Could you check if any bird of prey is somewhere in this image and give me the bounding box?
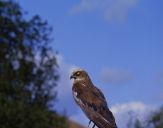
[70,69,117,128]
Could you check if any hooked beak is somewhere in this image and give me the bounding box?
[70,75,76,80]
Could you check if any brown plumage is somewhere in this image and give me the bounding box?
[70,69,117,128]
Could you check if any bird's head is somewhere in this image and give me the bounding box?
[70,69,90,83]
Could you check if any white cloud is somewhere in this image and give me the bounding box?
[99,67,134,85]
[70,0,138,22]
[70,0,104,14]
[111,102,156,128]
[104,0,138,22]
[54,55,80,116]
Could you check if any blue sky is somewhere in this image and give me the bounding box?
[18,0,163,127]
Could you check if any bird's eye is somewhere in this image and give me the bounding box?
[76,71,80,76]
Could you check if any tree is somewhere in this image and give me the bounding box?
[147,107,163,128]
[134,119,143,128]
[133,107,163,128]
[0,0,67,127]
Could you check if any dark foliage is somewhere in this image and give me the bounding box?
[134,119,143,128]
[133,106,163,128]
[147,106,163,128]
[0,0,67,127]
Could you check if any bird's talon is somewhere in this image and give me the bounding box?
[88,120,91,127]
